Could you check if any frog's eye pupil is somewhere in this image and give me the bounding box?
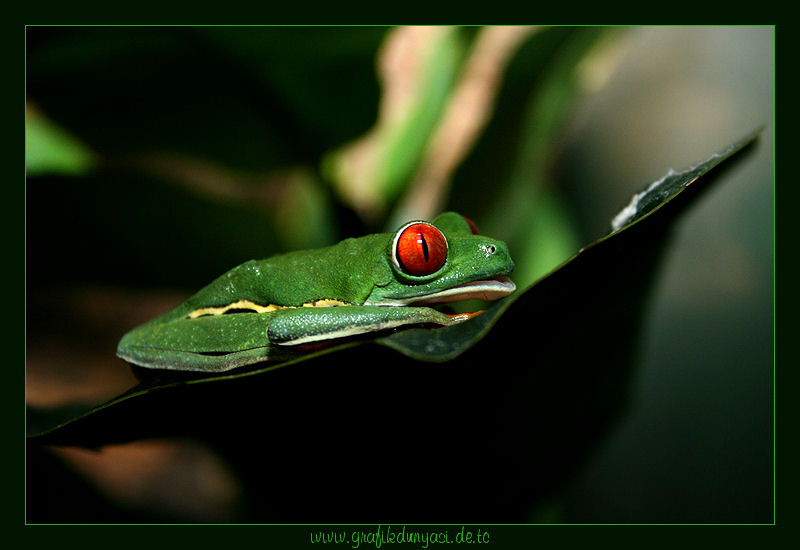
[419,233,430,261]
[394,222,447,276]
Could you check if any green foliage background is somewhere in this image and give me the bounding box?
[26,26,773,524]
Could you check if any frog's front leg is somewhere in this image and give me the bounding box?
[267,305,473,346]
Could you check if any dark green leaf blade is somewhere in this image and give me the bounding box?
[27,130,760,452]
[608,127,763,233]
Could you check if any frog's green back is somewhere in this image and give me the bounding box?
[152,233,391,324]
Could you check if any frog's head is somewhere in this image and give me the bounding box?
[366,212,516,306]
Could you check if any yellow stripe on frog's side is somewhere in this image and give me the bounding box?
[186,298,349,319]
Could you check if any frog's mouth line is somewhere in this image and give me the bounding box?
[406,275,516,306]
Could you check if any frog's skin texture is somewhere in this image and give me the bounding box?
[117,212,515,372]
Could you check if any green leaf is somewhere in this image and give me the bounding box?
[607,129,761,232]
[28,130,760,455]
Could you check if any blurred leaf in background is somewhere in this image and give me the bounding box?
[324,26,469,220]
[25,105,98,176]
[446,26,621,286]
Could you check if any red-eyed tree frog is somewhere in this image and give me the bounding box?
[117,212,516,372]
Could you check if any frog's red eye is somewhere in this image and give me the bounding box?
[463,215,479,235]
[394,222,448,276]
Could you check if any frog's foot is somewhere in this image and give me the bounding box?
[442,310,485,323]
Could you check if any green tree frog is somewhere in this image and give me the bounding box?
[117,212,515,372]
